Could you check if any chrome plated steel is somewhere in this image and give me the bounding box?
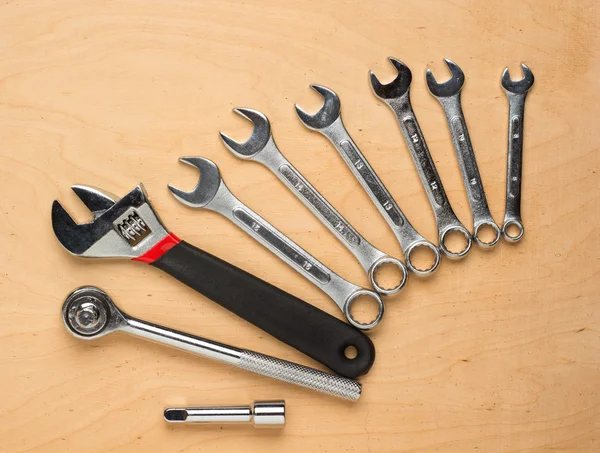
[501,63,534,242]
[52,184,170,259]
[426,59,500,248]
[370,58,472,259]
[295,85,440,276]
[164,400,285,428]
[220,108,408,296]
[62,287,362,401]
[168,157,385,330]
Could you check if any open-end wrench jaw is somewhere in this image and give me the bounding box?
[501,64,534,94]
[294,85,341,130]
[425,59,465,98]
[168,157,223,208]
[220,108,272,158]
[369,58,412,100]
[52,184,169,258]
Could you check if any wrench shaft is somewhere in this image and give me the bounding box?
[388,98,460,231]
[322,118,426,251]
[278,163,362,248]
[339,140,405,227]
[122,317,362,401]
[232,207,332,286]
[381,93,472,257]
[206,184,383,328]
[232,131,406,295]
[436,95,495,228]
[254,141,388,272]
[450,116,484,202]
[505,94,526,222]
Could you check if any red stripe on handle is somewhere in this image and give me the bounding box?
[133,233,181,264]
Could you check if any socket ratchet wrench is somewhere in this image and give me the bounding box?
[426,59,501,248]
[51,185,375,378]
[370,58,472,259]
[220,107,408,296]
[501,63,534,242]
[168,157,385,330]
[62,287,362,401]
[295,85,441,277]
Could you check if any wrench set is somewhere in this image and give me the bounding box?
[52,58,534,427]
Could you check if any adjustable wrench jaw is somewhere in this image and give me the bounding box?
[294,85,342,130]
[52,184,171,259]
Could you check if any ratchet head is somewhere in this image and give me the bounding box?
[425,58,465,98]
[168,157,223,208]
[62,286,127,340]
[369,57,412,100]
[52,184,170,258]
[294,85,341,130]
[501,63,534,95]
[220,108,272,159]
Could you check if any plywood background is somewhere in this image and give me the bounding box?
[0,0,598,451]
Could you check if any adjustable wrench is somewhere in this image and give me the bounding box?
[169,157,385,330]
[63,286,362,401]
[501,63,534,242]
[220,107,408,296]
[370,58,472,259]
[426,59,501,248]
[51,184,375,378]
[295,85,440,277]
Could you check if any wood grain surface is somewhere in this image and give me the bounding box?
[0,0,598,451]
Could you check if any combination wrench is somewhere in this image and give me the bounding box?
[52,184,375,378]
[295,85,441,277]
[501,63,534,242]
[62,286,362,401]
[370,58,472,259]
[168,157,385,330]
[220,107,408,296]
[426,59,501,248]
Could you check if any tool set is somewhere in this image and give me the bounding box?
[52,59,534,427]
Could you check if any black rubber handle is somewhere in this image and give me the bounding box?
[151,240,375,378]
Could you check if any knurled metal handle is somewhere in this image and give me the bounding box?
[238,350,362,401]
